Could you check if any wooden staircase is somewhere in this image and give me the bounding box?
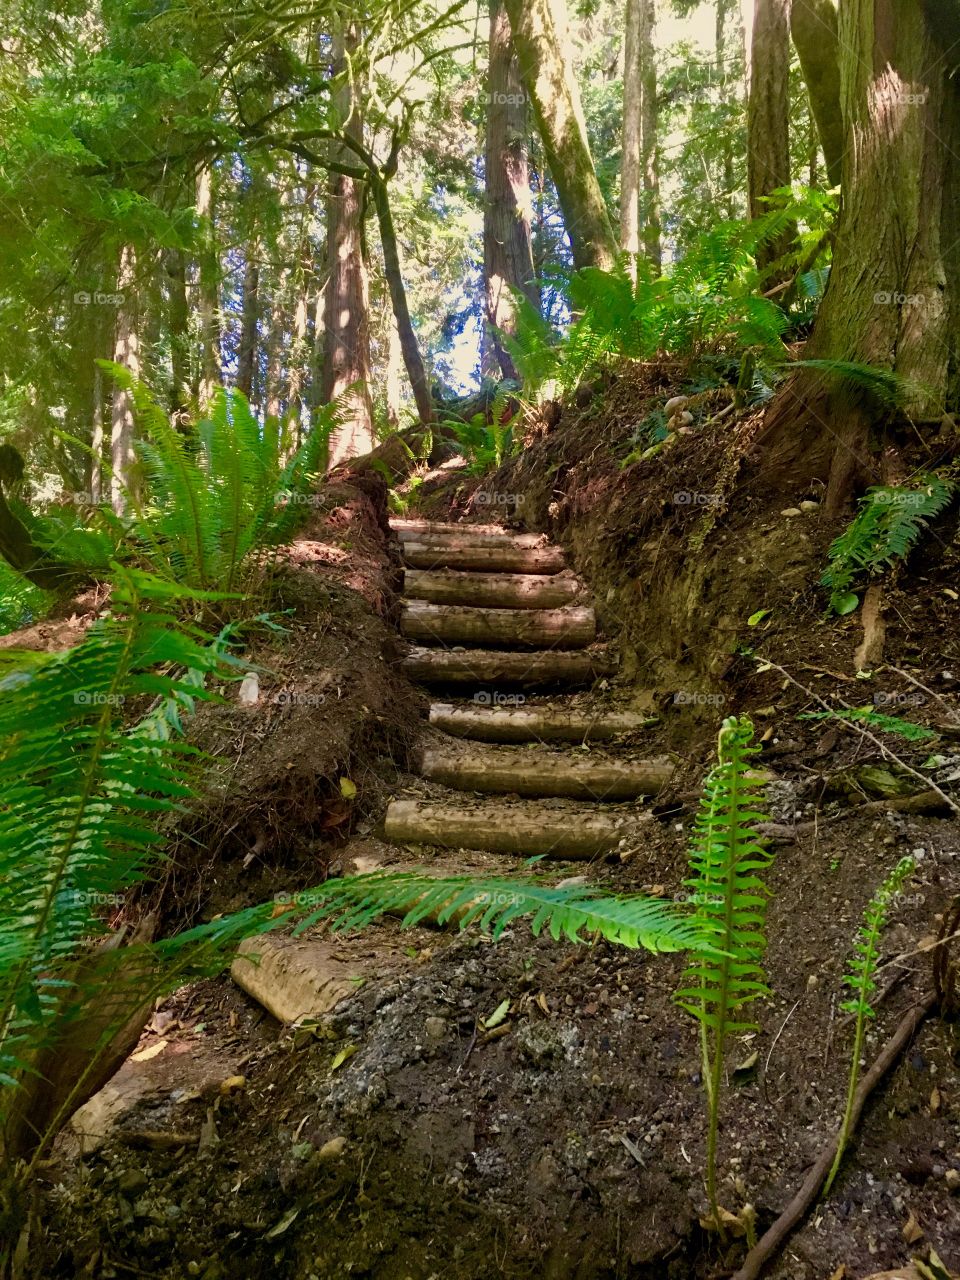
[387,519,671,861]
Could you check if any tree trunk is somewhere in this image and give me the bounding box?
[404,567,581,608]
[236,245,259,400]
[620,0,642,269]
[367,171,433,426]
[638,0,661,270]
[484,0,538,377]
[286,180,318,450]
[110,245,139,515]
[419,744,673,799]
[428,701,655,742]
[758,0,960,511]
[790,0,842,188]
[503,0,618,270]
[747,0,794,271]
[165,248,190,423]
[323,25,375,465]
[385,315,403,427]
[196,165,221,406]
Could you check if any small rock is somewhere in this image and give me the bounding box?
[945,1168,960,1191]
[318,1136,348,1161]
[807,975,819,990]
[799,500,820,512]
[118,1169,149,1195]
[781,507,802,518]
[664,395,688,415]
[424,1016,447,1040]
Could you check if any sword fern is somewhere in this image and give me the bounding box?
[676,716,774,1232]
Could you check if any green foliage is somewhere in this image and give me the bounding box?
[503,198,837,401]
[0,559,51,637]
[825,856,915,1193]
[0,571,275,1148]
[822,474,956,614]
[798,708,937,742]
[444,391,518,475]
[676,715,774,1229]
[248,870,707,953]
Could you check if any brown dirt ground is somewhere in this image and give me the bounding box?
[32,373,960,1279]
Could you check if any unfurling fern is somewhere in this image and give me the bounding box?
[824,856,915,1194]
[676,716,774,1233]
[822,473,955,614]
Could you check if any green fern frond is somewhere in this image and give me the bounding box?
[282,871,705,952]
[822,473,955,613]
[825,856,915,1193]
[676,715,774,1230]
[798,708,936,741]
[789,358,913,408]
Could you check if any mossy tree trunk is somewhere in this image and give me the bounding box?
[746,0,794,272]
[504,0,618,270]
[790,0,842,188]
[759,0,960,512]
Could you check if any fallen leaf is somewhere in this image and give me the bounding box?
[264,1206,299,1239]
[828,1266,846,1280]
[339,776,357,799]
[902,1210,924,1244]
[219,1075,246,1096]
[130,1039,167,1063]
[330,1044,359,1073]
[930,1086,941,1113]
[483,999,510,1030]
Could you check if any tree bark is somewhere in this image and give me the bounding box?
[196,165,221,406]
[404,567,581,608]
[402,538,567,573]
[790,0,843,188]
[747,0,794,271]
[110,245,139,515]
[638,0,661,270]
[620,0,642,268]
[165,248,190,422]
[323,25,375,465]
[400,645,616,685]
[383,798,651,858]
[236,244,260,400]
[503,0,618,269]
[400,600,596,648]
[484,0,538,378]
[758,0,960,509]
[428,701,655,742]
[419,744,673,799]
[367,170,433,425]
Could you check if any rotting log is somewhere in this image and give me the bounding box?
[428,702,655,743]
[418,744,673,800]
[384,798,651,858]
[400,646,616,686]
[231,936,369,1024]
[400,601,595,648]
[392,519,526,539]
[404,568,581,609]
[402,540,566,574]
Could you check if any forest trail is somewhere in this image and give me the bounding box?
[386,519,669,860]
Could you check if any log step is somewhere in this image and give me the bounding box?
[393,521,540,544]
[403,568,582,610]
[419,744,673,800]
[402,540,566,575]
[400,646,617,686]
[384,798,652,859]
[400,601,596,649]
[428,702,657,744]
